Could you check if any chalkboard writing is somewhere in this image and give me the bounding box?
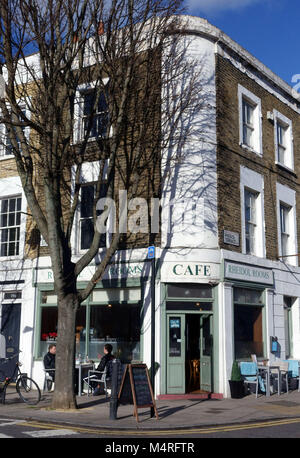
[118,364,159,422]
[118,364,132,405]
[132,366,153,406]
[116,362,126,392]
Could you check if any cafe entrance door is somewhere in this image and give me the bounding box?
[166,313,213,394]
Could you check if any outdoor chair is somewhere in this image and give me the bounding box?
[284,360,300,391]
[279,361,289,393]
[270,361,289,394]
[83,366,109,397]
[43,364,55,392]
[296,361,300,392]
[240,362,265,398]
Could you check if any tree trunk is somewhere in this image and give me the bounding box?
[51,292,79,410]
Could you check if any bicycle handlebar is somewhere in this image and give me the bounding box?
[0,350,22,362]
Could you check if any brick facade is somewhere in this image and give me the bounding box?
[216,53,300,261]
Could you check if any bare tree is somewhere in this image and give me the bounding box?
[0,0,204,409]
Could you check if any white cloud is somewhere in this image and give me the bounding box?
[187,0,262,14]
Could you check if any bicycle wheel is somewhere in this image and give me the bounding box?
[16,376,41,405]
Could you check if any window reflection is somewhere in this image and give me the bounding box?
[39,300,141,363]
[89,303,140,362]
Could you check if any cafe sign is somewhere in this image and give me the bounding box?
[161,262,219,283]
[224,261,273,285]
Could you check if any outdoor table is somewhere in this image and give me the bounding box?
[257,364,281,396]
[75,362,94,396]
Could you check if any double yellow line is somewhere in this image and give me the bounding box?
[18,417,300,436]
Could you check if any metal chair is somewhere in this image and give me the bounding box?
[285,360,300,391]
[83,366,108,397]
[240,362,261,398]
[279,361,289,394]
[270,361,291,395]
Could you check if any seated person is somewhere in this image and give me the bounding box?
[43,343,56,382]
[93,343,115,396]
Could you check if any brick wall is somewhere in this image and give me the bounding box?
[216,54,300,260]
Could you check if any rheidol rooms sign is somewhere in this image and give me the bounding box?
[224,261,273,285]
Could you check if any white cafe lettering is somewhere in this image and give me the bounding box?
[172,264,211,277]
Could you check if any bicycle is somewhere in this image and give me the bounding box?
[0,352,41,405]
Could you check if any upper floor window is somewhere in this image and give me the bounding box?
[74,80,109,143]
[80,184,95,250]
[0,105,29,159]
[79,183,106,251]
[274,110,294,171]
[82,90,108,139]
[238,85,262,156]
[71,161,109,255]
[0,196,22,256]
[242,99,255,148]
[276,183,297,265]
[244,189,258,255]
[280,202,291,258]
[240,166,265,258]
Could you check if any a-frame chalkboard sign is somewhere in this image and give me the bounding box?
[118,363,159,422]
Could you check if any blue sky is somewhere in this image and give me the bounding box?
[185,0,300,89]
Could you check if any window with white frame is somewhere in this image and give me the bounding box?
[71,161,108,253]
[240,166,265,257]
[0,196,22,256]
[244,188,258,255]
[0,105,29,158]
[242,99,255,148]
[274,110,294,171]
[276,183,297,265]
[74,80,109,143]
[82,90,108,139]
[238,85,262,155]
[79,183,106,250]
[80,184,95,250]
[280,202,291,258]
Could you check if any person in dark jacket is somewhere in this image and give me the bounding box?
[93,343,115,396]
[43,344,56,382]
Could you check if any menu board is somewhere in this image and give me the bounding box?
[118,364,159,422]
[118,364,133,405]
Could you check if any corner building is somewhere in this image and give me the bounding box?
[0,17,300,399]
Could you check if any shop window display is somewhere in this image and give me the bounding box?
[89,303,140,362]
[39,301,140,362]
[234,287,264,359]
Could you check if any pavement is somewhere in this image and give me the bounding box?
[1,387,300,433]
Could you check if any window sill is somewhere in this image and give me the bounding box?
[277,256,298,267]
[0,154,14,161]
[73,246,107,257]
[240,143,262,157]
[0,255,23,262]
[242,251,266,259]
[73,131,112,146]
[275,161,297,177]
